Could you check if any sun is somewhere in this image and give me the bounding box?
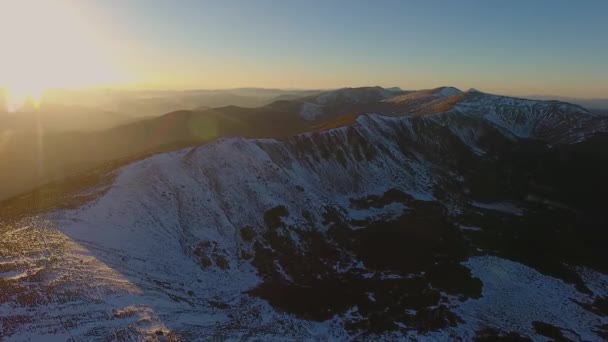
[0,0,129,111]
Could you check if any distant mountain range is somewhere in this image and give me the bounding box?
[526,94,608,112]
[0,88,324,132]
[1,86,607,340]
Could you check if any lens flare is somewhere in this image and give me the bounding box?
[0,0,129,111]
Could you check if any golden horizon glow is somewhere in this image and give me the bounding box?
[0,0,130,111]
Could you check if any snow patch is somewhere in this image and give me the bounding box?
[457,256,606,341]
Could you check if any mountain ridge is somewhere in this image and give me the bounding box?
[1,85,605,202]
[2,100,607,339]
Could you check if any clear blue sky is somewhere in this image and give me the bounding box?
[84,0,608,97]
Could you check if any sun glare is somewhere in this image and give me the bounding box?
[0,0,129,111]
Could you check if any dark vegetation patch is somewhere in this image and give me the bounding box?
[448,132,608,289]
[467,132,608,214]
[349,202,470,275]
[239,226,256,241]
[574,296,608,317]
[456,206,595,292]
[532,321,575,342]
[301,209,314,225]
[193,241,230,270]
[591,296,608,317]
[474,327,533,341]
[349,188,414,210]
[594,324,608,340]
[208,300,231,310]
[263,205,289,230]
[247,202,481,335]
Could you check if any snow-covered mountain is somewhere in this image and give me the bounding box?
[382,87,608,145]
[1,87,607,341]
[451,90,605,144]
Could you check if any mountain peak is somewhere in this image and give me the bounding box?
[433,86,463,97]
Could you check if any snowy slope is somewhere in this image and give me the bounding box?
[452,90,607,143]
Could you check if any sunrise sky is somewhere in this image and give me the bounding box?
[1,0,607,101]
